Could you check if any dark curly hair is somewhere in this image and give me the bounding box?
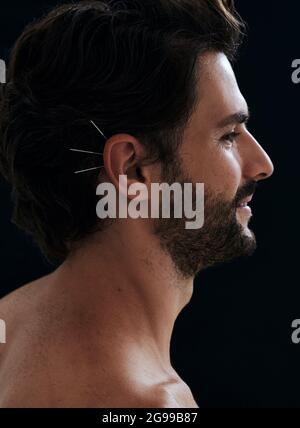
[0,0,244,263]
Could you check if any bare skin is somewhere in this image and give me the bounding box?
[0,52,273,407]
[0,272,196,407]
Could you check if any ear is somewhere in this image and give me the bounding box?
[101,134,159,199]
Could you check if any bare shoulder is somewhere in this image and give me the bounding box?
[0,279,199,408]
[0,276,50,347]
[0,279,42,347]
[0,276,57,407]
[0,276,49,316]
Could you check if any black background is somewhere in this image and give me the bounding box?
[0,1,299,408]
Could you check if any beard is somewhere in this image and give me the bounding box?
[153,157,258,279]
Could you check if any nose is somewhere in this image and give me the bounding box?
[240,131,274,182]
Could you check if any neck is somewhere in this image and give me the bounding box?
[51,219,194,371]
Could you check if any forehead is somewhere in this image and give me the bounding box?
[188,52,248,132]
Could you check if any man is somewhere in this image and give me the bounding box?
[0,0,274,407]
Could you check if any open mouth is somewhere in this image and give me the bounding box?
[236,195,253,217]
[237,195,253,208]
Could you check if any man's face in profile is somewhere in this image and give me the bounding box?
[153,51,274,278]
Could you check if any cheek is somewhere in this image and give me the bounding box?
[215,152,241,199]
[186,147,241,201]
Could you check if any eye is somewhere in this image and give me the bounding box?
[220,131,240,147]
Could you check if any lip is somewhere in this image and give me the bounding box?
[236,205,252,215]
[237,194,253,208]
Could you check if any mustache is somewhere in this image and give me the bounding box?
[234,181,258,207]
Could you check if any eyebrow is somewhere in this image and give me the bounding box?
[216,110,250,129]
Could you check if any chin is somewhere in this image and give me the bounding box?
[243,226,255,239]
[236,212,252,230]
[241,226,257,254]
[237,215,254,235]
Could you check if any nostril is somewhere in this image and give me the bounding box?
[257,172,270,181]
